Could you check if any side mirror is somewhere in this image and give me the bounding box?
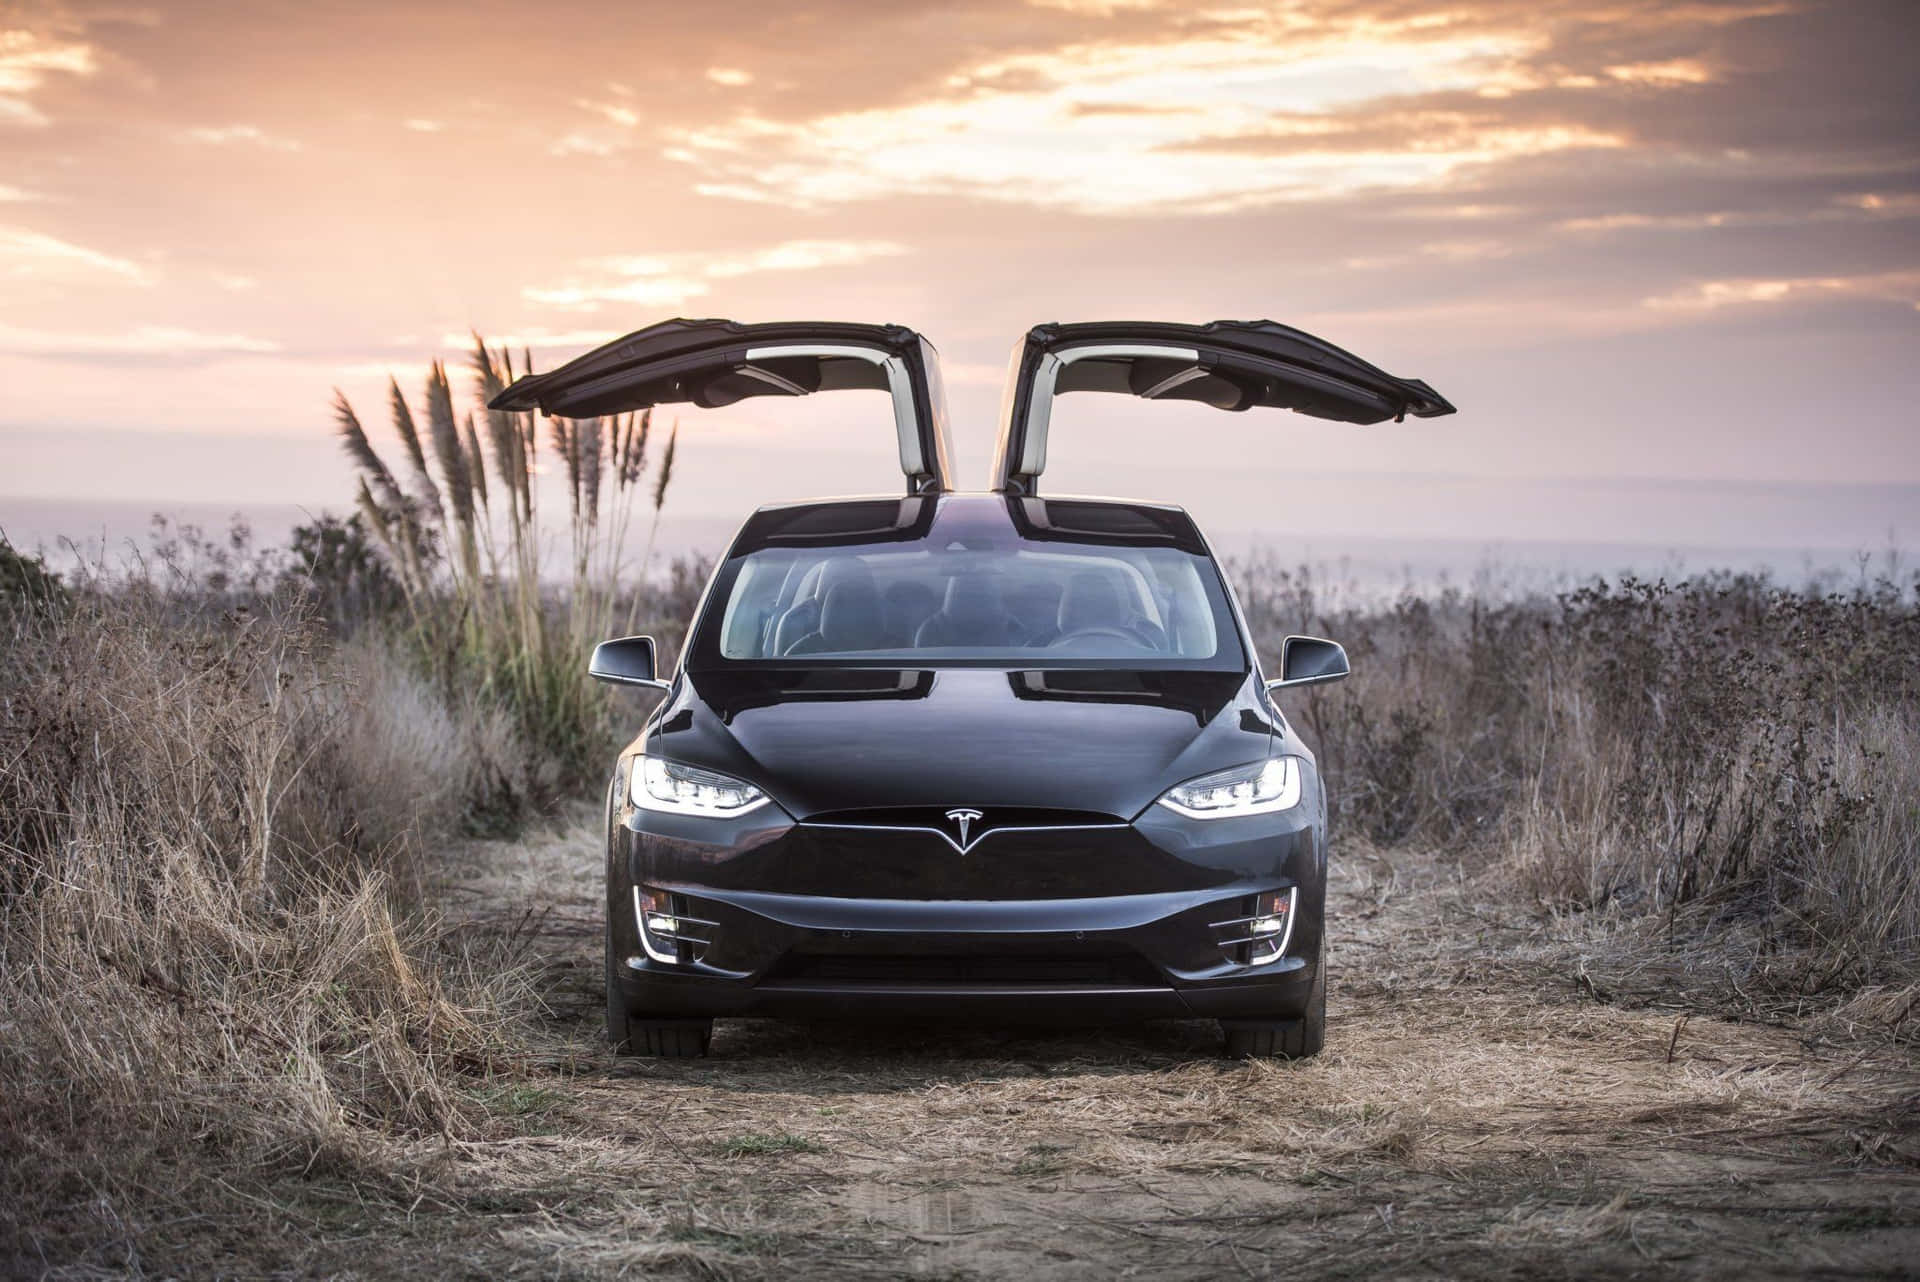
[589,635,670,691]
[1266,635,1350,691]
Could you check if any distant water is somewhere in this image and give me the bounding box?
[0,496,744,583]
[1215,532,1904,606]
[3,495,1899,603]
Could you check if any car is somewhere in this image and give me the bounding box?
[491,317,1454,1058]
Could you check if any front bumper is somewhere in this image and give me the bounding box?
[613,885,1317,1022]
[607,792,1326,1025]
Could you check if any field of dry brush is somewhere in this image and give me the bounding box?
[3,524,1917,1278]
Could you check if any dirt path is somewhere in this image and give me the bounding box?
[418,822,1920,1280]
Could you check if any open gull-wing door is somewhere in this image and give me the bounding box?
[489,318,956,494]
[989,319,1455,494]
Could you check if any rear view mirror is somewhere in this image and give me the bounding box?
[1267,635,1350,690]
[589,635,670,691]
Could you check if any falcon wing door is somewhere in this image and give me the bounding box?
[989,319,1455,494]
[490,318,956,494]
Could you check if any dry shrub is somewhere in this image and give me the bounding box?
[330,632,533,847]
[1241,561,1920,989]
[0,585,517,1270]
[1804,706,1920,967]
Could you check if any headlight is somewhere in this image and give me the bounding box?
[1155,756,1302,819]
[632,755,768,816]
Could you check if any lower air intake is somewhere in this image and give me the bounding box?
[774,951,1162,987]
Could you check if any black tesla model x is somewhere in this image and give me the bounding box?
[491,318,1454,1058]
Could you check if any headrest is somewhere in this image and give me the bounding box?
[884,579,939,609]
[819,581,883,651]
[1058,572,1128,634]
[1007,578,1062,619]
[818,557,874,592]
[943,575,1001,622]
[793,561,826,600]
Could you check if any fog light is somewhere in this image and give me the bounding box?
[1211,887,1301,968]
[632,886,719,967]
[624,954,646,970]
[634,887,681,965]
[1249,888,1296,966]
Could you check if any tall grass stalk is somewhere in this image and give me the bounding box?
[635,419,677,628]
[330,337,680,805]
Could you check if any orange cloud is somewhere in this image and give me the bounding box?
[1643,271,1920,311]
[0,26,97,125]
[523,239,910,312]
[0,226,148,284]
[660,19,1658,213]
[176,123,302,150]
[0,323,280,355]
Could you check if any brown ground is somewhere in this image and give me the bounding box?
[358,823,1920,1280]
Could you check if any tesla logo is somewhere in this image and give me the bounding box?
[944,808,984,850]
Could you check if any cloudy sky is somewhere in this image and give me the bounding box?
[3,0,1915,558]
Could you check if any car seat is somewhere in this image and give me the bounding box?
[785,581,886,655]
[915,576,1020,648]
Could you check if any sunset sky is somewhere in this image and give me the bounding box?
[3,0,1915,563]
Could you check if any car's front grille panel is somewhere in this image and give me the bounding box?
[804,806,1124,832]
[765,814,1189,900]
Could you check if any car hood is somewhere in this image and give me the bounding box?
[650,667,1276,820]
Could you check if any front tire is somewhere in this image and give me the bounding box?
[1221,956,1326,1060]
[629,1018,713,1058]
[606,934,715,1058]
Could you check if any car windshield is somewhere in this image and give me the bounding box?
[691,526,1244,671]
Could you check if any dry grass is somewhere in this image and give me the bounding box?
[1237,561,1920,992]
[0,581,534,1276]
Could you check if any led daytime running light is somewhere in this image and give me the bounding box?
[632,754,768,816]
[1156,756,1303,819]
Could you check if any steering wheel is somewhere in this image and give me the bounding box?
[1050,625,1155,651]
